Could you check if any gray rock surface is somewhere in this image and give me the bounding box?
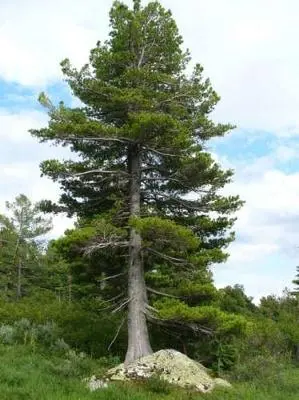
[100,349,232,393]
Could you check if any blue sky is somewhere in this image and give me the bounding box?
[1,0,299,301]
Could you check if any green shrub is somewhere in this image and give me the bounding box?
[0,296,127,358]
[97,355,121,369]
[51,338,70,353]
[47,349,94,378]
[231,353,291,383]
[0,318,67,350]
[0,324,15,344]
[142,375,172,395]
[227,316,293,385]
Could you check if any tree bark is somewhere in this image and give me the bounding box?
[125,145,153,364]
[182,340,188,356]
[17,261,22,300]
[68,274,72,304]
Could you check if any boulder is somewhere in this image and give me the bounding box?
[101,349,231,393]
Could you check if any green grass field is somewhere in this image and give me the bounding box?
[1,345,299,400]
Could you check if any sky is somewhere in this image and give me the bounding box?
[1,0,299,301]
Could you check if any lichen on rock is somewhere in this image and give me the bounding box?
[96,349,232,393]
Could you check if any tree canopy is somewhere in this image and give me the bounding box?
[31,0,243,363]
[0,194,52,299]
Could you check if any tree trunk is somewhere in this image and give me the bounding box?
[68,274,72,304]
[17,261,22,300]
[125,145,153,364]
[182,340,188,356]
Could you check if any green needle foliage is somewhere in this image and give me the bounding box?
[31,0,243,362]
[291,266,299,296]
[0,195,52,299]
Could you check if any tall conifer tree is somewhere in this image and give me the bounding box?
[31,0,242,362]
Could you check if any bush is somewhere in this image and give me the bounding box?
[0,318,68,351]
[142,375,172,395]
[47,349,94,378]
[97,355,121,369]
[0,324,15,345]
[227,316,293,384]
[231,353,292,383]
[0,295,127,358]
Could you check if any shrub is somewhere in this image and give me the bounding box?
[47,349,94,378]
[0,324,15,344]
[0,296,127,358]
[0,318,66,350]
[142,375,172,395]
[231,353,292,383]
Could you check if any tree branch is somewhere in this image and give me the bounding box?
[146,247,191,267]
[78,84,110,99]
[158,91,193,105]
[147,287,180,299]
[146,312,213,336]
[146,304,159,313]
[73,170,129,178]
[108,317,126,351]
[59,136,134,145]
[96,272,127,284]
[84,239,129,256]
[159,194,206,212]
[142,176,183,184]
[142,175,211,195]
[143,146,178,157]
[97,300,126,313]
[137,47,146,68]
[112,297,131,314]
[98,293,125,305]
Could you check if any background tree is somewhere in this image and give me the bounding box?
[292,266,299,296]
[0,194,52,299]
[218,284,258,315]
[0,214,18,298]
[31,0,242,363]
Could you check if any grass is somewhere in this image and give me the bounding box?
[0,344,299,399]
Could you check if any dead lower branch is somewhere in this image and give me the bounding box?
[147,287,181,299]
[146,312,213,336]
[96,272,127,284]
[108,317,126,351]
[146,247,192,267]
[112,297,132,314]
[73,169,129,177]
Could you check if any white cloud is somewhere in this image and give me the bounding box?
[161,0,299,131]
[273,145,298,163]
[0,0,110,87]
[0,110,74,239]
[215,271,291,304]
[227,167,299,257]
[49,214,75,239]
[0,0,299,130]
[2,0,299,300]
[0,109,47,142]
[226,242,280,265]
[1,164,31,179]
[210,145,299,299]
[0,161,74,238]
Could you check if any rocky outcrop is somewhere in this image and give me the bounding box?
[87,349,232,393]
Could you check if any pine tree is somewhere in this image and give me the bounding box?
[292,266,299,296]
[31,0,242,363]
[0,194,52,299]
[0,214,18,297]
